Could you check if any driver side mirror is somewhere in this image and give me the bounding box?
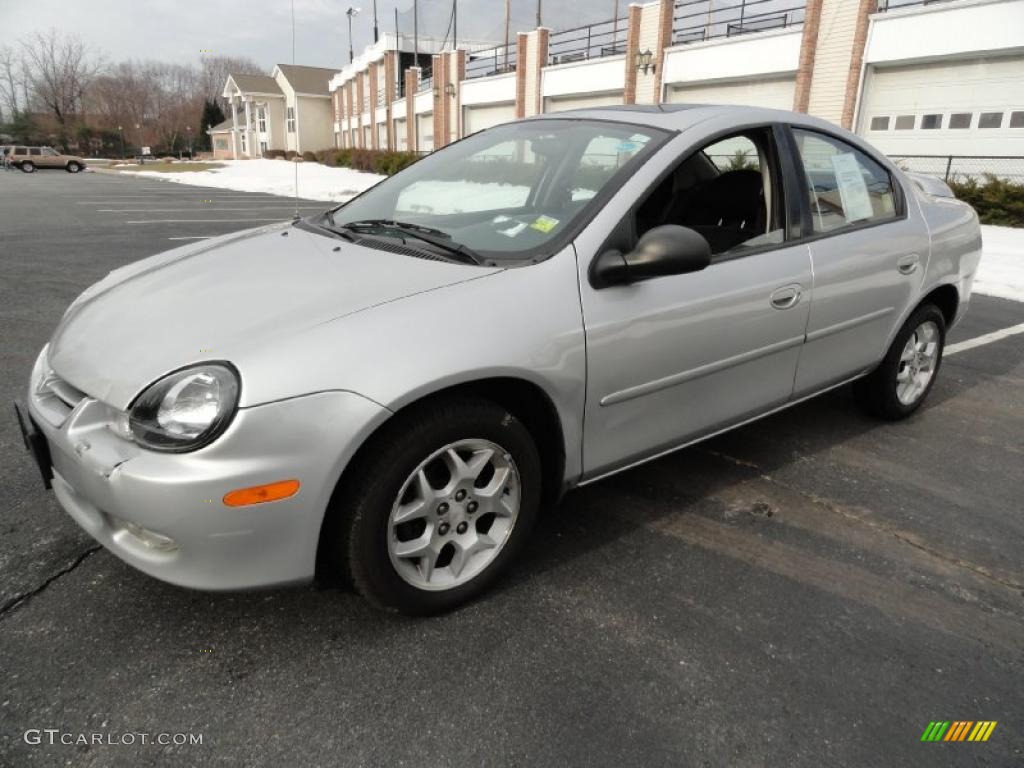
[590,225,711,288]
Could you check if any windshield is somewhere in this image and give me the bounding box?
[329,119,668,261]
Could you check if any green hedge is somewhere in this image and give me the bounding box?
[949,174,1024,228]
[314,147,420,176]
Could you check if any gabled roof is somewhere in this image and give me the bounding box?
[275,64,338,95]
[208,116,234,132]
[228,73,284,95]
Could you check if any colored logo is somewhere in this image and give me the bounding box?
[921,721,997,742]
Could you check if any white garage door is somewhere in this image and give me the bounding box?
[545,91,624,113]
[667,77,795,110]
[858,56,1024,156]
[463,102,516,135]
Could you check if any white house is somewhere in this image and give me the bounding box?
[222,64,339,158]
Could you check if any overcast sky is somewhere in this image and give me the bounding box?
[4,0,626,72]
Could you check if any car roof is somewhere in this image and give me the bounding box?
[527,103,845,134]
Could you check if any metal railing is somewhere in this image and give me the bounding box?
[672,0,806,45]
[376,87,386,107]
[466,41,519,80]
[889,155,1024,183]
[417,74,433,94]
[548,17,629,66]
[876,0,961,11]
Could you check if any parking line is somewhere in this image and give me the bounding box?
[167,236,213,240]
[946,322,1024,356]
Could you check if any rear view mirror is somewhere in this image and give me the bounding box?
[590,225,711,288]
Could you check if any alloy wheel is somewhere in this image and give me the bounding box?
[896,320,940,405]
[387,438,521,591]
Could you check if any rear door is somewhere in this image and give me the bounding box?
[786,127,927,396]
[39,148,63,168]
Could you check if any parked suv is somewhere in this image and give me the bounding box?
[8,146,85,173]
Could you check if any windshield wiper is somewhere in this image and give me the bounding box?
[340,219,485,265]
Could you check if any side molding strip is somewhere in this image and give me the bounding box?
[600,335,805,407]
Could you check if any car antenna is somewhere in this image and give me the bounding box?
[291,0,301,221]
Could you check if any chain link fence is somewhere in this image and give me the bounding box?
[888,155,1024,183]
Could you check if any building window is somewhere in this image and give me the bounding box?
[948,113,971,129]
[894,115,915,130]
[1010,111,1024,128]
[921,114,942,130]
[287,106,296,133]
[258,107,266,133]
[869,116,889,131]
[978,112,1002,129]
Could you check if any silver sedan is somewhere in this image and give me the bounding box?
[16,105,981,614]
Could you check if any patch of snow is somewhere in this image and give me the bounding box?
[130,159,386,203]
[396,181,529,214]
[977,225,1024,302]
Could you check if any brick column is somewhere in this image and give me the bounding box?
[623,4,643,105]
[841,0,875,130]
[405,66,419,151]
[356,75,365,147]
[793,0,824,113]
[515,32,529,118]
[534,28,549,116]
[652,0,673,103]
[453,49,466,141]
[432,54,445,150]
[384,52,397,150]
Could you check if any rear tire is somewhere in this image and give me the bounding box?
[855,303,946,420]
[326,397,542,615]
[20,161,35,173]
[66,161,81,173]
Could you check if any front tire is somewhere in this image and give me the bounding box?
[329,397,542,615]
[20,161,35,173]
[855,303,946,420]
[66,161,81,173]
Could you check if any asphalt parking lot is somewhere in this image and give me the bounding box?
[1,169,1022,767]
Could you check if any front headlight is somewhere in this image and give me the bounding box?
[128,363,240,452]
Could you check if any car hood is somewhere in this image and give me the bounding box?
[48,222,501,409]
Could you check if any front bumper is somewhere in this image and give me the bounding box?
[23,346,390,590]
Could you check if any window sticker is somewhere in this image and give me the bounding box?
[830,153,874,223]
[530,215,560,234]
[629,133,651,144]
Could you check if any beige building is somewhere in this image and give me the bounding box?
[221,64,338,158]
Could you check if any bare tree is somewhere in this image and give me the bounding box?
[198,55,262,103]
[0,45,24,119]
[20,29,101,128]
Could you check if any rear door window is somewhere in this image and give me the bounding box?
[791,128,897,234]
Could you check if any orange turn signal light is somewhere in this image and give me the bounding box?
[223,479,300,507]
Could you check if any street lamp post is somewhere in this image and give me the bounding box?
[117,125,125,160]
[134,123,142,163]
[347,7,361,63]
[186,126,193,160]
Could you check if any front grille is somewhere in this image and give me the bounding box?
[33,370,88,427]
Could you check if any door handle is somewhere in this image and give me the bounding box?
[770,284,802,310]
[897,254,920,275]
